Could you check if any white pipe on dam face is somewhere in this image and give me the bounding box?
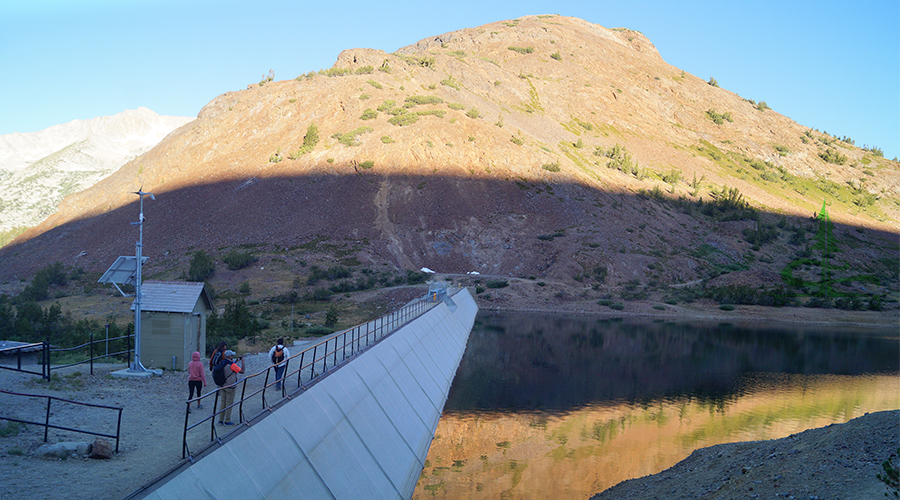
[140,288,477,500]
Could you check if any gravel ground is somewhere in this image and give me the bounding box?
[0,351,286,500]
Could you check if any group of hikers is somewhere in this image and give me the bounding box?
[186,338,291,426]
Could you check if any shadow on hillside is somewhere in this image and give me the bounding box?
[0,173,897,303]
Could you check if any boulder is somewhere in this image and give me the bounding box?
[90,437,113,459]
[35,441,89,459]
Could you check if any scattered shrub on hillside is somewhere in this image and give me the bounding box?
[416,110,446,118]
[550,52,562,61]
[206,298,263,348]
[388,113,419,126]
[755,101,770,111]
[662,169,682,185]
[16,262,67,302]
[332,126,373,146]
[258,69,274,86]
[405,95,444,106]
[742,221,779,246]
[542,162,560,172]
[223,250,257,270]
[400,55,435,68]
[188,251,215,282]
[575,118,593,131]
[354,65,374,75]
[701,186,756,220]
[708,77,719,87]
[538,230,565,241]
[269,147,283,163]
[510,134,524,145]
[323,307,338,327]
[773,144,790,156]
[441,75,460,90]
[819,148,848,165]
[466,107,481,119]
[862,145,884,157]
[597,143,639,176]
[706,108,733,125]
[508,46,534,54]
[486,279,509,289]
[381,135,394,143]
[447,102,465,110]
[358,160,375,169]
[360,108,378,120]
[289,123,320,158]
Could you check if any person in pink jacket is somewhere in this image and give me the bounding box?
[188,351,207,411]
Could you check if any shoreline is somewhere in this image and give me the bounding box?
[476,299,900,330]
[590,409,900,499]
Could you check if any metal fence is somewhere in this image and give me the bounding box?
[0,389,123,452]
[181,292,442,460]
[51,331,133,374]
[0,333,133,380]
[0,342,50,379]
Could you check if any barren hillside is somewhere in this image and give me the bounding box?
[0,15,896,315]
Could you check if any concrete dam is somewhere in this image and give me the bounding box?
[138,287,477,499]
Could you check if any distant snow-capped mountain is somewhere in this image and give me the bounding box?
[0,107,194,236]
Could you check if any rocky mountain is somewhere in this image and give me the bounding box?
[0,107,194,242]
[0,15,896,312]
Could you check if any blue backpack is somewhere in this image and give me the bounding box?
[212,359,231,386]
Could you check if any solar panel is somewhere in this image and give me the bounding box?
[98,256,148,285]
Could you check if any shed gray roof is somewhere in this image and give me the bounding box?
[130,281,213,314]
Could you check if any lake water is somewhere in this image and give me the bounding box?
[413,312,900,499]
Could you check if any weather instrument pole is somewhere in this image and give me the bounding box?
[131,188,155,371]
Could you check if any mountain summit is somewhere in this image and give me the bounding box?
[0,107,193,240]
[0,15,896,309]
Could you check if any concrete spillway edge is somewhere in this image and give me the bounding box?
[140,288,477,500]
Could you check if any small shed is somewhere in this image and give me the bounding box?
[131,281,213,371]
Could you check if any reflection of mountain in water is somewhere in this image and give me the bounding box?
[445,313,899,413]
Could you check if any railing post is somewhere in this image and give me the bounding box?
[211,390,220,440]
[182,401,191,459]
[44,398,51,443]
[90,331,94,375]
[115,407,122,453]
[298,351,305,387]
[44,342,50,381]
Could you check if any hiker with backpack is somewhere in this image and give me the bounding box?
[268,338,290,391]
[209,341,227,371]
[213,349,244,426]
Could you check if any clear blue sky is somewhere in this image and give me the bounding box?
[2,0,897,159]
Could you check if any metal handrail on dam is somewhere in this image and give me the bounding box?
[181,289,452,460]
[133,285,476,500]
